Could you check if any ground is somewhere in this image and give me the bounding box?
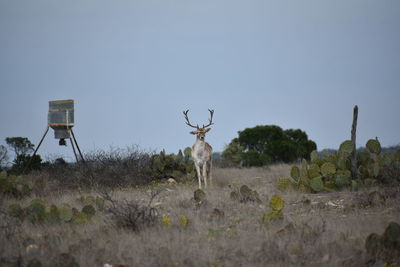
[1,164,399,266]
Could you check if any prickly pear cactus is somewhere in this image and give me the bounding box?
[161,215,171,226]
[230,191,240,201]
[263,210,283,224]
[58,206,73,222]
[366,139,381,154]
[335,173,350,188]
[82,205,96,217]
[269,195,285,211]
[372,162,380,177]
[382,222,400,249]
[307,164,320,178]
[321,162,336,176]
[310,177,324,192]
[276,178,293,192]
[351,180,358,191]
[73,212,89,223]
[339,140,354,155]
[8,203,24,219]
[365,233,381,257]
[180,215,189,228]
[47,205,61,223]
[290,166,300,182]
[194,189,206,204]
[363,178,377,188]
[26,199,46,223]
[365,222,400,261]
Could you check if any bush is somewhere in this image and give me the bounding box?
[103,190,160,231]
[0,171,33,198]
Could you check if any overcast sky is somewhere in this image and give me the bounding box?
[0,0,399,162]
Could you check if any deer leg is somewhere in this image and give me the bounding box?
[207,160,212,187]
[202,164,208,188]
[195,163,202,189]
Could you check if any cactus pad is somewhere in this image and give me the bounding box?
[276,178,293,191]
[194,189,206,203]
[180,215,189,228]
[335,174,350,188]
[307,164,320,178]
[366,139,381,154]
[59,206,73,222]
[321,162,336,176]
[290,166,300,181]
[263,211,283,224]
[310,177,324,192]
[26,199,46,223]
[161,215,171,226]
[382,222,400,247]
[269,195,285,211]
[373,162,380,177]
[364,178,377,188]
[351,180,358,191]
[73,212,88,223]
[339,140,354,155]
[82,205,96,217]
[365,233,381,256]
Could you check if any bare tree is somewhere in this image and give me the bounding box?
[0,145,8,168]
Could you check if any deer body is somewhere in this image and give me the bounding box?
[183,109,214,189]
[192,138,212,189]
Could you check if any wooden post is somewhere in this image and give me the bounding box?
[351,105,358,179]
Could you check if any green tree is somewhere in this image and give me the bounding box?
[9,154,45,175]
[223,125,317,166]
[222,138,245,167]
[5,137,34,157]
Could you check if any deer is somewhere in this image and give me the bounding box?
[183,109,214,189]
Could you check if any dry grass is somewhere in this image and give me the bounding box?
[1,164,399,266]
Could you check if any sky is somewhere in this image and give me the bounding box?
[0,0,399,162]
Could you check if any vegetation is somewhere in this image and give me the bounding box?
[1,137,47,175]
[1,166,398,266]
[0,124,399,266]
[365,222,400,263]
[0,145,7,170]
[0,171,33,198]
[7,198,100,224]
[222,125,317,166]
[277,138,400,193]
[5,137,34,157]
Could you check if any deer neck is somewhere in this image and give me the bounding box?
[195,136,206,145]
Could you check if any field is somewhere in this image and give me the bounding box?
[1,164,399,267]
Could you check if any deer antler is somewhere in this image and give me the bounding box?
[183,110,199,129]
[203,109,214,128]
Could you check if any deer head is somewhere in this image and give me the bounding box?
[183,109,214,141]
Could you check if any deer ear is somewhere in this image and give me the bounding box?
[190,131,197,135]
[204,128,211,133]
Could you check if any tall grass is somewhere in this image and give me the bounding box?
[1,164,399,266]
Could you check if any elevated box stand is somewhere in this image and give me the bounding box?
[24,100,84,173]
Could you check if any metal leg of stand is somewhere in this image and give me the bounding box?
[70,128,85,163]
[70,138,79,163]
[23,126,49,174]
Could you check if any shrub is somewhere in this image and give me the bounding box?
[230,184,261,203]
[102,190,160,231]
[0,171,33,198]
